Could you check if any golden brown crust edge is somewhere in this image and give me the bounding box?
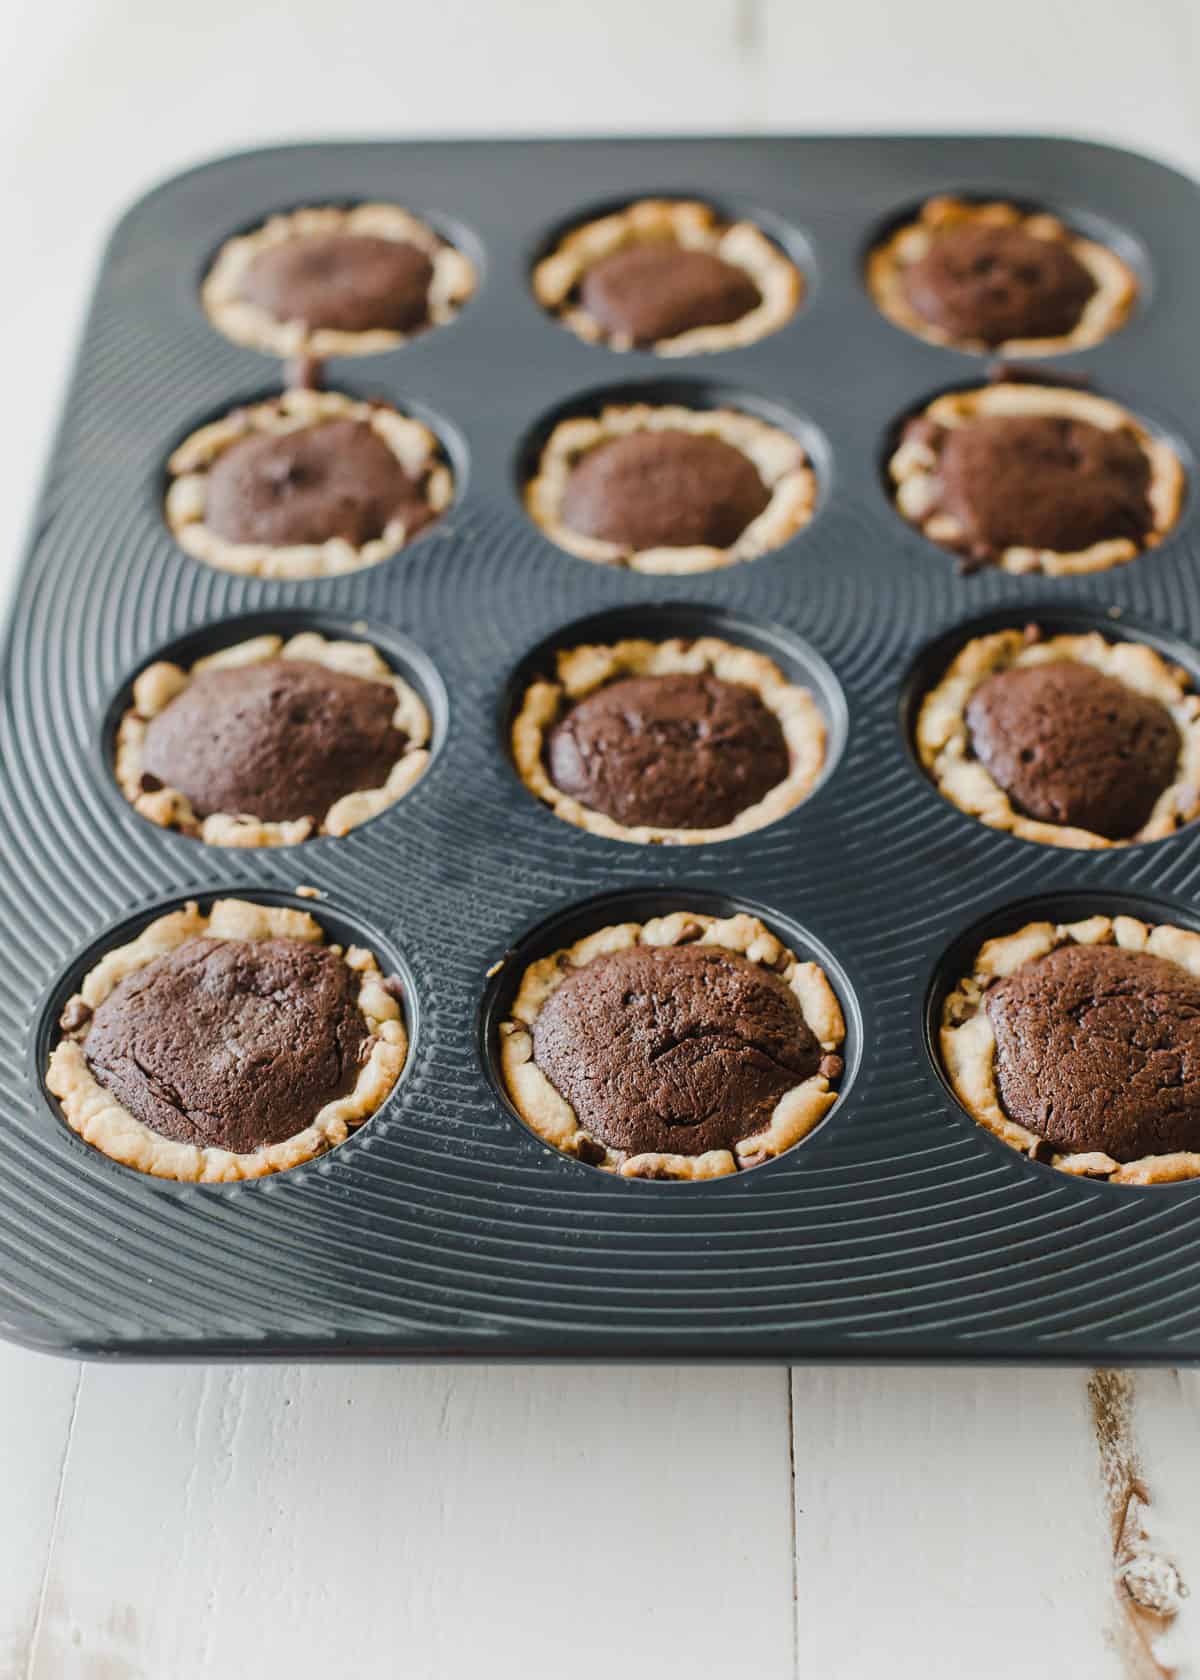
[499,911,845,1180]
[115,632,432,848]
[45,899,408,1183]
[202,203,476,358]
[940,914,1200,1185]
[526,403,816,574]
[532,197,802,356]
[165,390,453,580]
[917,629,1200,849]
[512,636,826,844]
[867,195,1138,356]
[889,383,1184,577]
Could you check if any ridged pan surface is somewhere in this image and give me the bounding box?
[4,137,1200,1362]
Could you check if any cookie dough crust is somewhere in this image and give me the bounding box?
[533,198,802,355]
[889,383,1184,576]
[499,911,845,1179]
[513,636,826,844]
[46,898,407,1182]
[918,629,1200,848]
[116,631,431,848]
[202,203,476,357]
[942,915,1200,1185]
[867,196,1137,355]
[166,389,452,580]
[527,403,815,573]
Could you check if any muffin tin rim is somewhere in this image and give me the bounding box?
[920,886,1200,1198]
[895,597,1200,855]
[495,597,850,846]
[476,883,865,1187]
[29,884,424,1196]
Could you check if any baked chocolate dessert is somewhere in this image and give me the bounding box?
[203,203,476,357]
[942,916,1200,1183]
[512,635,827,844]
[166,391,451,580]
[890,385,1183,576]
[203,419,438,550]
[965,661,1179,839]
[545,671,788,831]
[239,234,435,336]
[987,943,1200,1161]
[916,627,1200,849]
[500,910,845,1178]
[84,937,368,1154]
[526,403,815,572]
[867,196,1137,354]
[580,245,761,345]
[117,632,431,847]
[561,431,771,551]
[47,899,407,1181]
[533,198,801,354]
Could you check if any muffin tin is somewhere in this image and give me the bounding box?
[6,135,1200,1363]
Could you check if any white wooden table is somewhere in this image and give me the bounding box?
[4,3,1200,1674]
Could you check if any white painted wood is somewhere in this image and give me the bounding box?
[0,1344,79,1677]
[4,4,1200,1677]
[28,1363,794,1679]
[792,1368,1124,1677]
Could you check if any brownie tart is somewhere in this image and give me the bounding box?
[527,403,815,573]
[167,390,450,580]
[942,915,1200,1185]
[867,196,1137,355]
[513,636,826,843]
[500,911,845,1179]
[116,632,431,847]
[889,383,1183,575]
[533,198,802,355]
[918,627,1200,848]
[47,899,407,1181]
[202,203,475,357]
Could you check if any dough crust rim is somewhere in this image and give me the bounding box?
[941,914,1200,1185]
[917,628,1200,848]
[888,382,1185,576]
[165,389,452,581]
[202,201,476,357]
[46,898,408,1182]
[866,195,1137,356]
[116,631,432,848]
[526,402,816,574]
[499,911,845,1180]
[512,635,826,845]
[532,197,802,356]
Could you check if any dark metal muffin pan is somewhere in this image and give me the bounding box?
[6,136,1200,1364]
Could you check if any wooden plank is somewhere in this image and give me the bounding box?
[0,1345,79,1678]
[791,1368,1125,1677]
[1090,1370,1200,1677]
[28,1363,795,1679]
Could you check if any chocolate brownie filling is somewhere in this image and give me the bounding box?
[140,658,407,823]
[986,943,1200,1159]
[203,418,436,549]
[965,661,1180,838]
[931,414,1153,556]
[545,671,790,829]
[530,942,821,1156]
[902,223,1096,344]
[561,430,771,550]
[579,243,761,344]
[81,937,369,1153]
[239,233,434,334]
